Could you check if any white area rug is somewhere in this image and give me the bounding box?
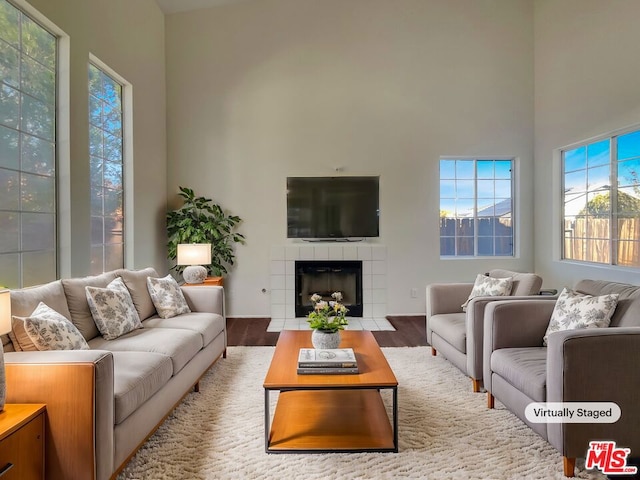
[118,347,605,479]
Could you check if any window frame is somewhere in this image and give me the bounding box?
[0,0,62,288]
[439,156,516,259]
[560,125,640,269]
[88,55,131,274]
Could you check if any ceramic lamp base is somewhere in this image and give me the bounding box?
[183,265,208,284]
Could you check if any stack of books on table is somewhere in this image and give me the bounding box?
[297,348,359,375]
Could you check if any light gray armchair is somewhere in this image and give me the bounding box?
[483,280,640,477]
[426,269,543,392]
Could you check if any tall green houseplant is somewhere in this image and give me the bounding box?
[167,186,245,277]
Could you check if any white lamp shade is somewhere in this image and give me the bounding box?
[0,290,10,336]
[177,244,212,266]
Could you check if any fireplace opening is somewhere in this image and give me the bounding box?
[295,260,363,317]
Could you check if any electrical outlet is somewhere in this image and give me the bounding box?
[410,288,418,298]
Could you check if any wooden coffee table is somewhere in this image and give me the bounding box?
[263,330,398,453]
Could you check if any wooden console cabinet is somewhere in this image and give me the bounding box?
[0,404,45,480]
[185,276,224,286]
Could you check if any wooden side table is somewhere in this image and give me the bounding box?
[185,276,224,286]
[0,404,45,480]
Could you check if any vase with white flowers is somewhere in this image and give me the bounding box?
[307,292,349,349]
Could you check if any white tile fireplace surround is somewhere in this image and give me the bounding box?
[268,244,394,332]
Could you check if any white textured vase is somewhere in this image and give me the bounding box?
[311,329,341,350]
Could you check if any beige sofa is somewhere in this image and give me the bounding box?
[1,267,226,480]
[483,280,640,477]
[426,269,543,391]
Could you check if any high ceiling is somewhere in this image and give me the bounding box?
[155,0,250,14]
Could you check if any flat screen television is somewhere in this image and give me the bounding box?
[287,176,380,239]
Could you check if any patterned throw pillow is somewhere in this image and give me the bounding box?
[86,277,143,340]
[543,288,618,346]
[23,302,90,351]
[461,274,513,311]
[147,275,191,319]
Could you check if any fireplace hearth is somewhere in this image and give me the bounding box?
[295,260,363,317]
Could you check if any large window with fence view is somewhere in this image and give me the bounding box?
[89,62,124,274]
[0,0,57,288]
[439,158,514,257]
[562,128,640,267]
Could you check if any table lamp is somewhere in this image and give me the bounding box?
[177,243,212,284]
[0,289,11,411]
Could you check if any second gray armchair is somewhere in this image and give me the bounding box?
[483,279,640,477]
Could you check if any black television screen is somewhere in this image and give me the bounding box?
[287,176,380,239]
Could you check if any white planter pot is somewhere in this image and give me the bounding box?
[311,329,341,349]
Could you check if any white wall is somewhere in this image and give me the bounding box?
[165,0,536,316]
[23,0,168,276]
[534,0,640,289]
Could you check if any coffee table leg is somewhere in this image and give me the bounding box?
[393,386,398,452]
[264,389,270,452]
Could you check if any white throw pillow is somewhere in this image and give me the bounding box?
[86,277,143,340]
[462,274,513,311]
[23,302,90,351]
[147,275,191,319]
[543,288,619,346]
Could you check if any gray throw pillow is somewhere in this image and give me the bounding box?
[86,277,143,340]
[543,287,618,346]
[147,275,191,319]
[23,302,90,351]
[462,274,513,311]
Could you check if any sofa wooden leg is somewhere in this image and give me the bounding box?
[431,347,437,356]
[223,348,227,359]
[563,457,576,477]
[471,378,481,393]
[487,392,494,409]
[194,381,200,393]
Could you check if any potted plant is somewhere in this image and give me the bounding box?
[167,186,245,279]
[307,292,349,349]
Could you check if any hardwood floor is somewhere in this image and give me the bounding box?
[226,316,427,348]
[226,318,280,346]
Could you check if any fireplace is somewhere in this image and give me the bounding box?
[295,260,363,317]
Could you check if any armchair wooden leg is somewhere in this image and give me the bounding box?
[563,457,575,477]
[223,348,227,359]
[487,392,494,409]
[193,381,200,393]
[431,347,437,356]
[471,378,481,393]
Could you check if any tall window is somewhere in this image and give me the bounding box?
[0,0,56,288]
[89,63,124,274]
[440,158,514,257]
[562,128,640,267]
